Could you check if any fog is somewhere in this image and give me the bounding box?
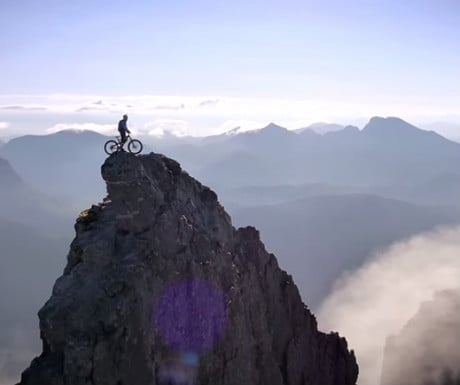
[317,226,460,385]
[381,289,460,385]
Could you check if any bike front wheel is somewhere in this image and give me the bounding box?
[104,140,119,155]
[128,139,143,154]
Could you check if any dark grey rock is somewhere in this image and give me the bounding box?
[17,152,358,385]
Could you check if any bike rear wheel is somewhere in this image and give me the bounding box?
[128,139,143,154]
[104,140,119,155]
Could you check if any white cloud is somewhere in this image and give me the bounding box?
[198,99,220,107]
[217,120,267,134]
[0,122,10,129]
[1,93,459,122]
[317,226,460,385]
[145,119,189,137]
[0,105,46,111]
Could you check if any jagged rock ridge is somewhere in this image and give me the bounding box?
[18,152,358,385]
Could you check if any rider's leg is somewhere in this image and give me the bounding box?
[120,130,127,148]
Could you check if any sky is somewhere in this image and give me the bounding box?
[0,0,459,138]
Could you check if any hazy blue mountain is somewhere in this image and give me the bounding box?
[313,117,459,188]
[420,122,460,143]
[180,117,460,205]
[0,130,110,210]
[0,217,69,384]
[352,117,460,190]
[295,122,345,135]
[226,122,296,143]
[367,172,460,207]
[201,122,294,144]
[0,217,68,329]
[0,155,23,187]
[4,116,458,209]
[323,125,360,138]
[217,182,366,207]
[3,118,458,225]
[230,194,460,307]
[0,156,74,382]
[362,117,458,154]
[144,123,303,187]
[0,156,71,233]
[198,150,276,187]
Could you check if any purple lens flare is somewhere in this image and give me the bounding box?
[153,279,227,353]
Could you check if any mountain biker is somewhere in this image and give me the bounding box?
[118,114,131,148]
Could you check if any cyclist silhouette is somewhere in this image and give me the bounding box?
[118,114,131,147]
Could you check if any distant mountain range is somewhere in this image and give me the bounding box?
[0,156,71,233]
[147,117,460,206]
[0,216,68,384]
[0,156,71,383]
[0,130,110,211]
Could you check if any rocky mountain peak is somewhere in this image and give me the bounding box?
[362,116,421,136]
[259,122,289,133]
[17,152,358,385]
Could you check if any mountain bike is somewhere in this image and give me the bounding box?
[104,135,143,155]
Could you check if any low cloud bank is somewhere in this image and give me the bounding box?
[381,289,460,385]
[317,226,460,385]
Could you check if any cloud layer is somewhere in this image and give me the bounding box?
[317,226,460,385]
[1,93,460,139]
[380,289,460,385]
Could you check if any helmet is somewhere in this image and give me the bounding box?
[123,114,128,119]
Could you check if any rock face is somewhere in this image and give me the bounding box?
[381,289,460,385]
[18,152,358,385]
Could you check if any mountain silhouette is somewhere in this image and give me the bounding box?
[0,155,70,232]
[0,130,109,210]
